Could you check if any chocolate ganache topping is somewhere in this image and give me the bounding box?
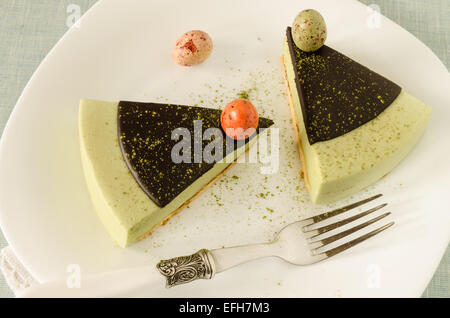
[286,27,401,144]
[118,102,273,207]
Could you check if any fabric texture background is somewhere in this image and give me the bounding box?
[0,0,448,298]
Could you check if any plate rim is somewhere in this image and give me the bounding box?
[0,0,448,296]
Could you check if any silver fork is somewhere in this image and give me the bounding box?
[157,194,393,288]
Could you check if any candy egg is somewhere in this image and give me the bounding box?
[172,30,213,66]
[292,9,327,52]
[221,99,259,140]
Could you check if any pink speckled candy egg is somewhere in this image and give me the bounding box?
[172,30,213,66]
[292,9,327,52]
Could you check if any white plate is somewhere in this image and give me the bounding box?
[0,0,449,297]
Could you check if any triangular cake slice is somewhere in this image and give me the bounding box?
[282,27,431,204]
[79,100,273,247]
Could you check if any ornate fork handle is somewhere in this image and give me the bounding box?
[156,243,275,288]
[156,249,216,288]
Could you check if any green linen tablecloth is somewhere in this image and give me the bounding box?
[0,0,448,298]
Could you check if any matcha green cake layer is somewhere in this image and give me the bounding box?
[79,99,272,247]
[283,33,432,204]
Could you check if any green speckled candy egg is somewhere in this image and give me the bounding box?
[292,9,327,52]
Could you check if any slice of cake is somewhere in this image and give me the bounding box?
[282,26,431,204]
[79,100,273,247]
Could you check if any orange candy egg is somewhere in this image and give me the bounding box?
[220,99,259,140]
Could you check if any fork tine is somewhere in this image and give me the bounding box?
[313,212,391,247]
[304,194,383,224]
[307,203,388,237]
[316,221,394,258]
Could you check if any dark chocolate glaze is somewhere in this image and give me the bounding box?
[118,102,273,207]
[286,27,401,144]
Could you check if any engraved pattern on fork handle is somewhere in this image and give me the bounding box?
[156,249,216,288]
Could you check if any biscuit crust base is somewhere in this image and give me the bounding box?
[281,56,311,191]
